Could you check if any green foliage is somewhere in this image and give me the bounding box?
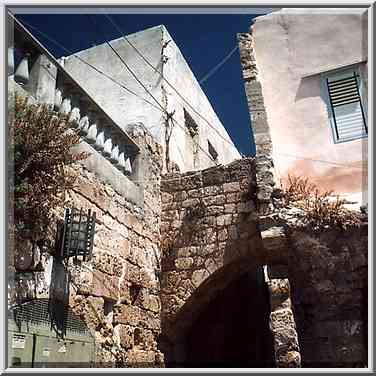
[10,94,89,242]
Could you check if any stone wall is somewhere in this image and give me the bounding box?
[159,158,272,363]
[10,125,165,367]
[287,225,368,367]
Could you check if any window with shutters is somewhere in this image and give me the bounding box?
[324,68,368,143]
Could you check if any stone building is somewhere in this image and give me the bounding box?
[238,8,368,208]
[237,7,369,368]
[7,11,368,369]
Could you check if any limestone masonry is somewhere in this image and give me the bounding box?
[8,10,368,368]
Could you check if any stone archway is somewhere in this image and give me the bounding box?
[182,267,275,367]
[160,259,275,367]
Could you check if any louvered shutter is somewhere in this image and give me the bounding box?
[326,71,367,142]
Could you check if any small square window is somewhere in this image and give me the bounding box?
[324,68,367,143]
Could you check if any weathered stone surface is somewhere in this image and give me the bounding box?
[175,257,194,270]
[126,349,156,366]
[191,269,210,288]
[116,324,134,349]
[114,304,160,331]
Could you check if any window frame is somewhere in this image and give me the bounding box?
[322,65,368,144]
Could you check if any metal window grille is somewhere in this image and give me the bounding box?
[10,299,90,336]
[326,71,367,142]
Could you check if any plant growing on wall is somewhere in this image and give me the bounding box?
[10,94,89,248]
[281,174,362,230]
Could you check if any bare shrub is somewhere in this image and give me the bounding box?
[281,174,362,230]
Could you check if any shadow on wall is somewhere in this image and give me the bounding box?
[160,265,276,368]
[294,75,323,103]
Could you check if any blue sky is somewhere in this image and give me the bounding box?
[17,12,265,156]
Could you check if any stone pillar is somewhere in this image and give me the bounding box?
[264,265,301,367]
[26,54,57,105]
[238,29,276,217]
[239,26,301,368]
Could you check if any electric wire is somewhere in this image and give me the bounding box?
[199,45,239,84]
[104,13,239,150]
[87,14,218,164]
[10,13,162,113]
[10,14,364,177]
[11,13,217,164]
[88,15,166,114]
[103,14,366,171]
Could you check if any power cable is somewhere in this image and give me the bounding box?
[88,15,166,114]
[104,13,239,150]
[13,13,217,164]
[10,13,162,112]
[11,15,363,175]
[273,152,364,169]
[86,15,217,164]
[199,45,239,84]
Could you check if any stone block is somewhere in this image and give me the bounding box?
[191,269,209,288]
[202,165,228,186]
[186,188,203,198]
[224,203,237,213]
[161,271,181,293]
[138,293,161,314]
[203,185,223,196]
[161,192,173,204]
[206,205,224,216]
[89,269,119,301]
[204,258,218,274]
[217,214,233,227]
[116,324,134,349]
[180,172,202,190]
[175,257,194,270]
[223,182,240,193]
[114,304,160,330]
[182,198,201,208]
[126,349,156,367]
[203,195,226,206]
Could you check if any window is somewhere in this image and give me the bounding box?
[184,108,199,138]
[208,140,218,162]
[184,108,199,168]
[324,68,367,143]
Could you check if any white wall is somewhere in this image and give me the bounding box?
[64,24,240,173]
[64,25,165,142]
[161,26,241,172]
[252,8,368,202]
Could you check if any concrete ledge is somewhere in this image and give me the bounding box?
[72,142,144,208]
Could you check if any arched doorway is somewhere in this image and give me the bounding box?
[163,266,275,367]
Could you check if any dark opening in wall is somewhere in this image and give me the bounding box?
[134,328,142,347]
[166,267,275,367]
[103,299,114,317]
[183,108,199,169]
[208,140,218,162]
